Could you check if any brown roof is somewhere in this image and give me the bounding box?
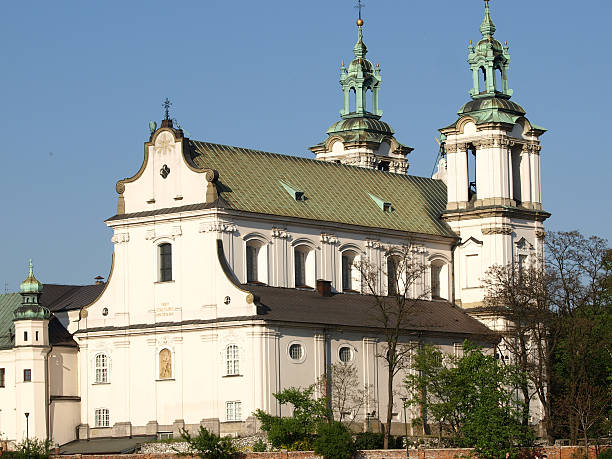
[40,283,105,312]
[247,284,493,338]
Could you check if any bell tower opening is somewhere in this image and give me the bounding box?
[467,143,477,202]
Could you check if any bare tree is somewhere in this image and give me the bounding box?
[319,362,374,427]
[484,258,557,443]
[355,242,428,448]
[484,231,611,445]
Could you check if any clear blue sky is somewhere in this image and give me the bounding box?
[0,1,610,290]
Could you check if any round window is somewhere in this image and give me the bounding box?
[339,346,352,363]
[289,343,303,360]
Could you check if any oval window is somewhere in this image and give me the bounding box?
[289,343,303,361]
[339,346,352,363]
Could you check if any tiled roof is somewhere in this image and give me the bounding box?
[0,284,104,349]
[247,284,494,337]
[188,141,455,238]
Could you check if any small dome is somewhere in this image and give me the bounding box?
[459,96,526,116]
[14,304,50,321]
[348,57,373,74]
[327,116,394,136]
[20,260,43,294]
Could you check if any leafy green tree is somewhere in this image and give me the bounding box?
[313,421,356,459]
[179,426,236,459]
[405,342,533,458]
[254,385,328,450]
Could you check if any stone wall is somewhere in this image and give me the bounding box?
[52,445,607,459]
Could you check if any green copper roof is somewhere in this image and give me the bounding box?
[0,293,19,348]
[13,304,50,321]
[20,259,43,294]
[189,141,455,238]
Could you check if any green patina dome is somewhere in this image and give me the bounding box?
[459,96,526,118]
[20,259,43,294]
[14,260,50,321]
[327,116,394,136]
[347,57,373,74]
[13,304,50,321]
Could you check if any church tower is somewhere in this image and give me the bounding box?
[310,15,412,173]
[437,0,550,316]
[13,260,50,441]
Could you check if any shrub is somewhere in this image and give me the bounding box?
[313,421,356,459]
[597,450,612,459]
[252,438,267,452]
[179,427,236,459]
[354,432,384,450]
[4,438,52,459]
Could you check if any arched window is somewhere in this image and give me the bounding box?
[159,348,173,379]
[95,353,108,383]
[226,345,239,376]
[430,259,450,301]
[294,245,315,288]
[387,255,400,296]
[341,251,360,292]
[245,239,267,284]
[159,243,172,282]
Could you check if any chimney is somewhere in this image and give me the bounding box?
[94,276,104,285]
[316,279,332,297]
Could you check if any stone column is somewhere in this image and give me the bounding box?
[445,143,469,209]
[362,338,379,419]
[271,227,291,287]
[529,144,543,208]
[320,233,338,289]
[314,333,327,398]
[520,145,533,206]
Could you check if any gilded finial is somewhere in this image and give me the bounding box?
[355,0,364,26]
[342,59,345,67]
[504,40,508,46]
[376,61,379,68]
[470,39,473,45]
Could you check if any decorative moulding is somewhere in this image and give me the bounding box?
[271,227,291,240]
[111,233,130,244]
[199,221,236,234]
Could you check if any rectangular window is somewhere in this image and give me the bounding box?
[226,401,242,421]
[24,331,28,342]
[159,243,172,282]
[23,369,31,382]
[95,408,110,427]
[0,368,5,387]
[246,245,258,283]
[35,331,39,342]
[431,265,442,299]
[95,354,108,383]
[341,255,352,291]
[294,250,305,287]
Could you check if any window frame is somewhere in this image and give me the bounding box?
[225,344,240,376]
[94,353,109,384]
[23,369,32,382]
[225,401,242,422]
[293,242,316,289]
[338,346,353,363]
[288,342,306,363]
[0,368,5,387]
[94,408,110,428]
[158,243,173,282]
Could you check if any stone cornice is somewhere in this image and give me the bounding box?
[443,205,550,223]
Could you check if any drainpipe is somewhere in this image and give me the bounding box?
[450,239,460,305]
[45,346,53,443]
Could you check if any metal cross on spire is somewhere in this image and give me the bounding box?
[355,0,365,20]
[162,98,172,121]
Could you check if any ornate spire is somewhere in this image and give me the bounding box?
[339,14,382,119]
[15,260,49,321]
[480,0,496,39]
[20,259,42,295]
[353,22,367,59]
[468,0,512,99]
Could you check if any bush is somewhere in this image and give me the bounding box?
[354,432,384,450]
[313,421,356,459]
[4,438,52,459]
[598,450,612,459]
[252,438,267,452]
[179,427,236,459]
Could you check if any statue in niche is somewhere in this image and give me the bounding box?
[159,348,172,379]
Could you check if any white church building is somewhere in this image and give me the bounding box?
[0,1,548,449]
